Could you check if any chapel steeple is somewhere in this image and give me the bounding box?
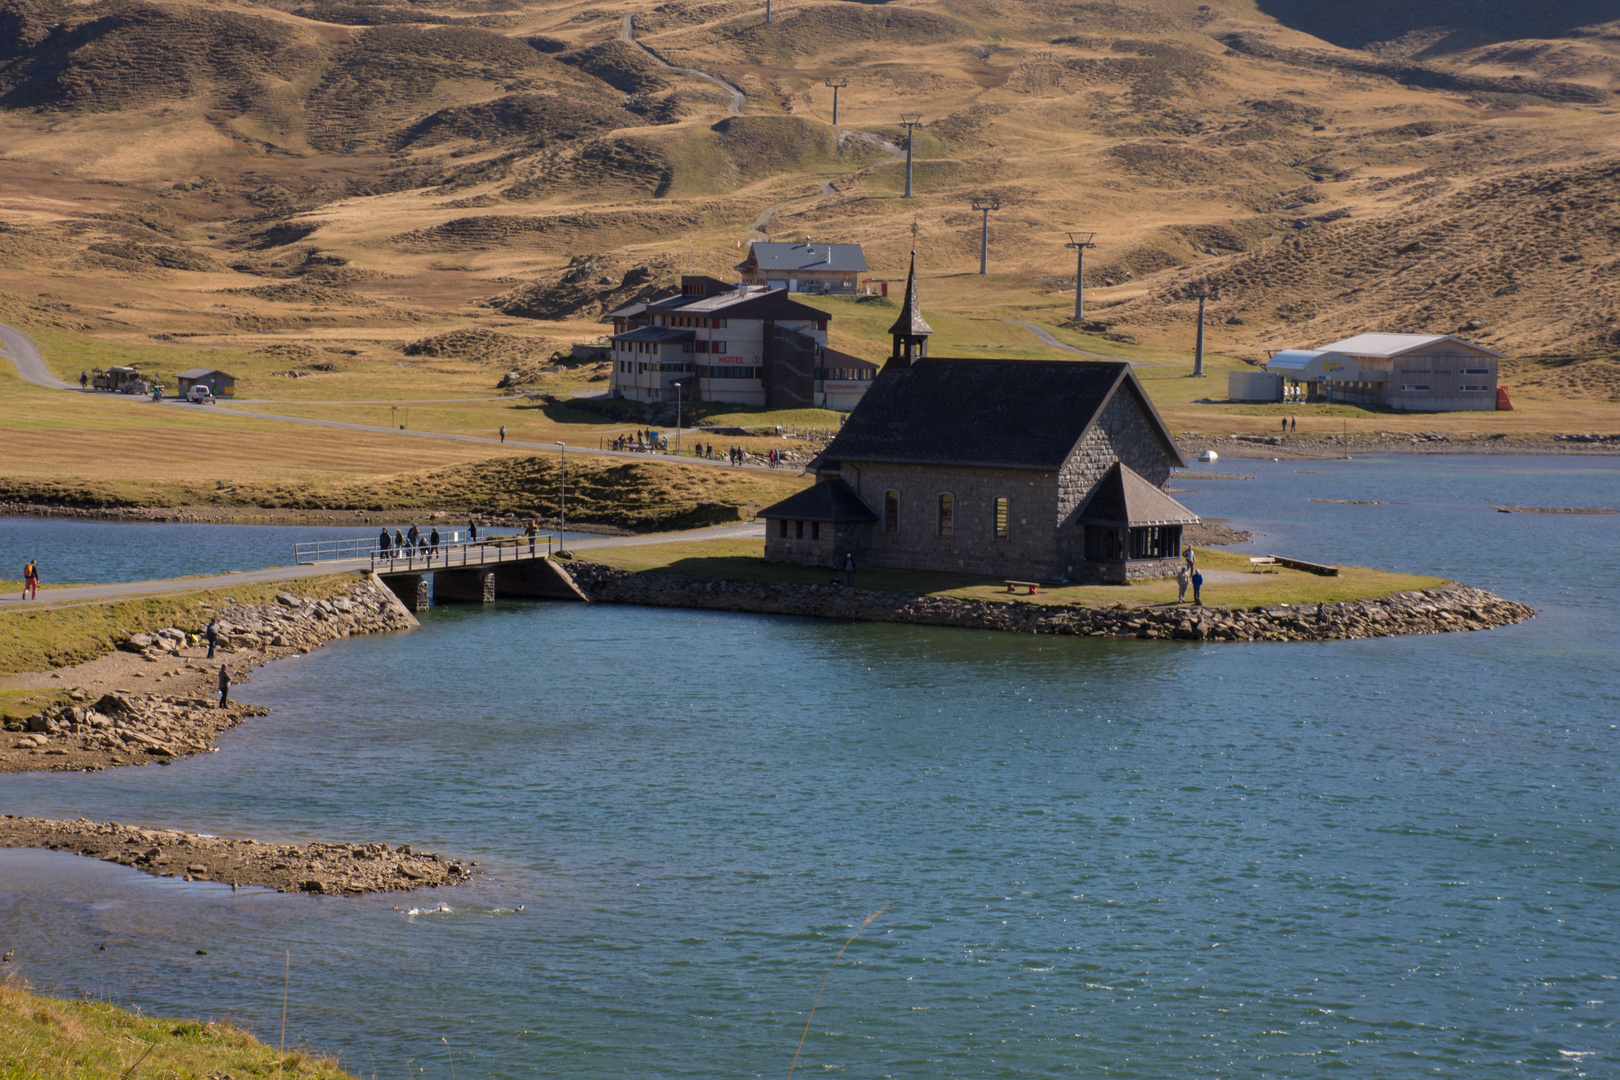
[887,251,932,367]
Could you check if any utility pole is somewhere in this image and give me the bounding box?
[1190,283,1217,378]
[971,197,1000,274]
[675,380,683,454]
[1064,231,1095,323]
[554,440,566,537]
[825,76,847,126]
[765,0,771,23]
[898,114,923,198]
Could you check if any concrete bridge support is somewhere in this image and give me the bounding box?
[381,573,431,613]
[492,558,589,602]
[434,568,497,605]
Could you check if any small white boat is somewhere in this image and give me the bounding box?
[1198,450,1219,463]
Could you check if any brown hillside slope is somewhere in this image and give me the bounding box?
[0,0,1615,400]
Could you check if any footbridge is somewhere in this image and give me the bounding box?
[295,534,588,611]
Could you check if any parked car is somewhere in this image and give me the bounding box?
[186,385,215,404]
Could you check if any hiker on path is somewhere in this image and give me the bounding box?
[205,620,218,659]
[79,371,88,389]
[1192,569,1204,605]
[1290,416,1297,432]
[843,552,856,587]
[499,426,507,443]
[1281,417,1288,434]
[217,664,231,708]
[1177,565,1189,603]
[22,559,38,600]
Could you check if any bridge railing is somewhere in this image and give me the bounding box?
[293,537,377,564]
[366,533,555,573]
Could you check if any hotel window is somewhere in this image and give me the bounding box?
[1461,367,1490,375]
[884,491,899,534]
[994,497,1009,540]
[1401,384,1430,392]
[938,493,953,537]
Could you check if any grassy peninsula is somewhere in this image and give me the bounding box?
[0,979,353,1080]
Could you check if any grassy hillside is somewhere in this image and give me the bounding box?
[0,979,354,1080]
[0,0,1615,511]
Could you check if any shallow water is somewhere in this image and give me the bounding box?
[2,456,1617,1078]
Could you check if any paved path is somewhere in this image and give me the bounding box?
[990,319,1163,366]
[0,522,766,610]
[622,13,745,116]
[0,322,73,389]
[0,321,805,475]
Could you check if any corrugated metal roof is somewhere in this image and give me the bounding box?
[744,242,868,273]
[1317,333,1504,358]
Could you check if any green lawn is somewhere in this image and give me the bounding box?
[577,540,1447,611]
[0,981,354,1080]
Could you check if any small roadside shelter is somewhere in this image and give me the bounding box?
[175,368,237,398]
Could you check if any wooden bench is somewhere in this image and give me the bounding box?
[1004,579,1040,595]
[1248,556,1279,574]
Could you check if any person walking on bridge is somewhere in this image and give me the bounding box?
[22,559,38,600]
[378,528,392,559]
[468,519,479,545]
[429,526,440,555]
[217,664,231,708]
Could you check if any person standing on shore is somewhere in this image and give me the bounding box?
[1177,564,1189,603]
[843,552,856,587]
[217,664,231,708]
[205,620,218,659]
[22,559,38,600]
[1192,569,1204,605]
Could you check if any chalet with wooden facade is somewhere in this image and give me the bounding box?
[736,242,867,295]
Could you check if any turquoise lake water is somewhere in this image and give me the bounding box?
[1,455,1617,1078]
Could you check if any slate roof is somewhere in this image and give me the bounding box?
[888,253,932,338]
[1075,462,1200,527]
[742,242,868,274]
[176,368,235,380]
[1316,333,1504,358]
[819,358,1185,471]
[758,479,877,523]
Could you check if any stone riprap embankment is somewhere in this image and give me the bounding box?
[1,575,416,774]
[0,815,474,895]
[564,563,1533,642]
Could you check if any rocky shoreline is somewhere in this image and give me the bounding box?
[2,574,417,774]
[0,573,475,896]
[0,815,474,895]
[563,563,1534,642]
[1181,431,1620,460]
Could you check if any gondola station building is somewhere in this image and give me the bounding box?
[759,259,1199,583]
